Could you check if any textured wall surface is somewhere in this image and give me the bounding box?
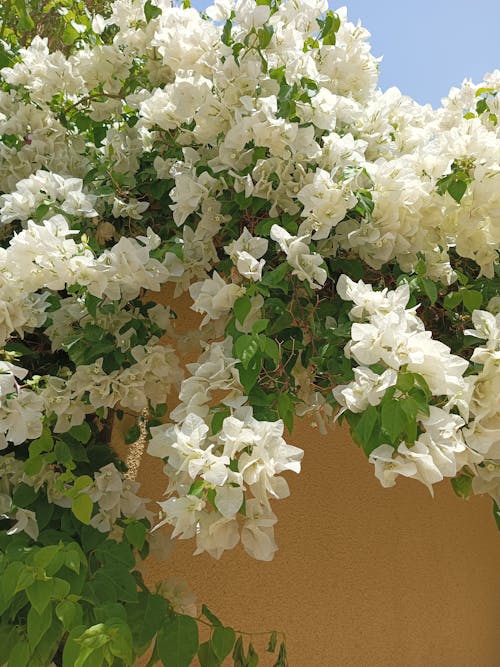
[117,290,500,667]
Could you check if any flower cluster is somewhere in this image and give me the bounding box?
[0,0,498,620]
[148,339,303,560]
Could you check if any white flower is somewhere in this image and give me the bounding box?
[241,499,278,561]
[89,463,151,532]
[215,485,244,518]
[206,0,233,21]
[6,508,39,540]
[333,367,397,413]
[297,169,356,239]
[270,225,327,289]
[111,197,149,220]
[194,512,240,559]
[225,229,268,281]
[155,495,206,539]
[369,444,418,488]
[235,0,270,29]
[189,272,245,326]
[472,461,500,506]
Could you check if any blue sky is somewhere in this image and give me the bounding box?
[189,0,500,108]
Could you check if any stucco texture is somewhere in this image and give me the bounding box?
[115,289,500,666]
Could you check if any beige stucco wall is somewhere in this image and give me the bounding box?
[115,289,500,666]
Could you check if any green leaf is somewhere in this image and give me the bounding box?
[234,295,251,325]
[258,24,274,49]
[56,600,83,631]
[92,125,107,148]
[221,19,233,46]
[278,394,294,432]
[396,372,414,393]
[7,641,30,667]
[262,263,289,287]
[211,407,230,435]
[85,293,100,318]
[420,278,438,304]
[33,544,64,571]
[399,396,420,422]
[108,620,134,663]
[62,626,86,667]
[444,291,463,310]
[24,455,44,476]
[81,525,106,553]
[61,22,80,46]
[267,312,293,335]
[273,641,288,667]
[493,501,500,531]
[201,604,222,627]
[93,603,127,625]
[212,626,236,662]
[232,636,245,662]
[234,335,259,369]
[252,319,270,335]
[95,540,135,569]
[125,521,147,550]
[247,643,259,667]
[451,473,473,500]
[157,615,199,667]
[353,406,379,454]
[28,602,53,651]
[318,10,340,45]
[462,289,482,313]
[12,483,37,508]
[152,402,168,418]
[125,424,141,445]
[29,428,54,456]
[447,179,467,203]
[72,493,93,525]
[26,580,51,615]
[238,356,262,393]
[188,480,205,498]
[13,0,35,30]
[73,475,93,494]
[260,336,280,364]
[36,621,64,667]
[55,440,73,465]
[381,401,407,445]
[94,566,138,603]
[267,631,277,653]
[127,592,168,652]
[69,422,92,444]
[74,624,110,667]
[1,562,27,605]
[198,642,221,667]
[145,0,162,21]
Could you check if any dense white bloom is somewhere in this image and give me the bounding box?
[369,406,478,493]
[149,401,303,560]
[0,171,97,225]
[337,275,470,405]
[1,0,499,569]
